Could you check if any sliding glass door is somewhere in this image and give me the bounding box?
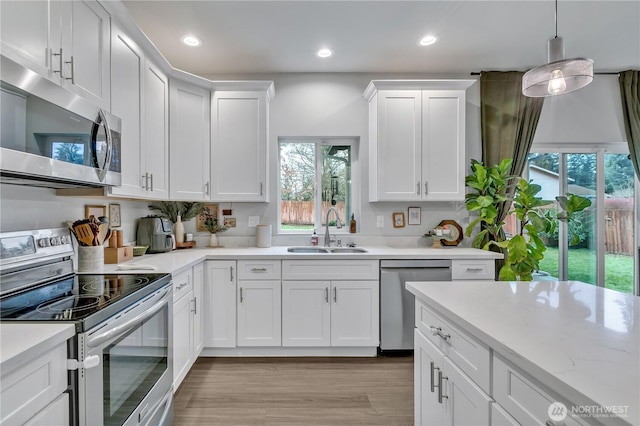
[527,149,636,294]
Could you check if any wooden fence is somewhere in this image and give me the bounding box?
[281,201,346,225]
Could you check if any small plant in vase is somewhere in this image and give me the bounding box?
[202,209,227,247]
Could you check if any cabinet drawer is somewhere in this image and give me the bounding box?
[493,355,584,426]
[282,260,378,280]
[415,300,490,392]
[172,269,193,301]
[451,259,495,280]
[1,343,67,425]
[237,260,281,280]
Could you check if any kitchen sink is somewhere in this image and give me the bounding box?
[328,247,368,253]
[286,246,368,254]
[287,247,331,253]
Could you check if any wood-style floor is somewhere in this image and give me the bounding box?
[174,356,414,425]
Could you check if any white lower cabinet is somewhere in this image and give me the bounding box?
[414,329,491,426]
[282,260,379,348]
[237,280,281,346]
[172,264,203,391]
[204,260,236,348]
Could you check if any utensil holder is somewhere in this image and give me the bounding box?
[78,246,104,272]
[256,224,272,248]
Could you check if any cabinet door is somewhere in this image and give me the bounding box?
[0,1,51,77]
[237,280,281,346]
[282,281,331,347]
[170,79,210,200]
[172,290,193,390]
[204,261,236,348]
[330,281,379,346]
[442,357,492,426]
[192,262,204,357]
[414,329,446,426]
[211,91,268,202]
[109,24,144,198]
[373,90,422,201]
[61,0,111,109]
[421,90,466,201]
[143,60,169,199]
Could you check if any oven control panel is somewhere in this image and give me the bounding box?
[0,227,74,270]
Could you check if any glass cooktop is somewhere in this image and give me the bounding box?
[0,272,171,331]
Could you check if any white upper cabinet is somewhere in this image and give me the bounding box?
[1,0,111,109]
[109,25,143,198]
[169,79,211,200]
[364,80,474,202]
[141,61,169,199]
[210,88,272,202]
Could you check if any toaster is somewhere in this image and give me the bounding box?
[136,216,173,253]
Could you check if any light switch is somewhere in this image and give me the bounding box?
[377,216,384,228]
[248,216,260,227]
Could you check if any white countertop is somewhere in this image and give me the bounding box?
[406,280,640,426]
[0,323,75,373]
[96,245,502,274]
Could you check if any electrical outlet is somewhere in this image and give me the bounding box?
[377,216,384,228]
[248,216,260,227]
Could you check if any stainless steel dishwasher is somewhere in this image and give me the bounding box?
[379,259,451,354]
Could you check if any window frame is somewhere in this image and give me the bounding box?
[277,136,360,236]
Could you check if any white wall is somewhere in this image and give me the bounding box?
[0,73,626,248]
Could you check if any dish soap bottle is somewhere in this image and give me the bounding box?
[349,214,357,233]
[311,229,319,246]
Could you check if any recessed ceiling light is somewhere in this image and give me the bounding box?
[418,35,438,46]
[181,35,202,47]
[316,48,333,58]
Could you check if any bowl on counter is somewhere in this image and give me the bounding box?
[132,246,149,256]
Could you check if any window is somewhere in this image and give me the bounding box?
[278,137,357,235]
[523,147,637,294]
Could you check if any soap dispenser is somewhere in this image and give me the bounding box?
[349,214,357,233]
[311,229,319,246]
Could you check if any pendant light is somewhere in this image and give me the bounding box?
[522,0,593,97]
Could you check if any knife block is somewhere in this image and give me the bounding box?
[104,246,133,264]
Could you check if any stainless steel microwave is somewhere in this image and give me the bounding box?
[0,55,121,188]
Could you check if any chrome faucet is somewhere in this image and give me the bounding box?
[324,207,343,247]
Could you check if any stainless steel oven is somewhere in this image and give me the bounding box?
[0,228,173,426]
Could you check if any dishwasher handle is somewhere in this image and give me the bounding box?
[380,259,451,269]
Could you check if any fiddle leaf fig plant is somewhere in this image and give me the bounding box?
[465,159,592,281]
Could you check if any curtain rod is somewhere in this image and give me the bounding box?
[470,72,620,76]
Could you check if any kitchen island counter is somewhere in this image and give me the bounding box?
[407,280,640,425]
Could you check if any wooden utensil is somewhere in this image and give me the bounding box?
[73,222,95,246]
[97,223,108,246]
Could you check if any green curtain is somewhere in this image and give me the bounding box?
[480,71,545,224]
[619,70,640,178]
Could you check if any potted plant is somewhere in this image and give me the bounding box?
[148,201,204,224]
[201,208,228,247]
[465,158,592,281]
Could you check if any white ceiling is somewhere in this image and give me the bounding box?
[121,0,640,77]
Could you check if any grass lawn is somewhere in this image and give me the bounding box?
[539,247,634,294]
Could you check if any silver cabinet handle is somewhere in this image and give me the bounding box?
[333,287,337,302]
[325,287,329,303]
[425,182,428,195]
[240,287,244,303]
[149,173,154,191]
[430,361,440,393]
[466,268,484,272]
[230,266,234,282]
[142,173,148,190]
[260,182,263,196]
[191,297,197,314]
[205,181,210,196]
[175,281,189,291]
[65,56,75,83]
[251,268,267,273]
[437,370,448,403]
[429,325,451,341]
[417,182,421,195]
[51,48,64,77]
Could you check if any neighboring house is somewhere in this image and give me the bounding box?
[527,165,596,200]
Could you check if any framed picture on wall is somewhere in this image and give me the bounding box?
[408,207,421,225]
[393,212,405,228]
[85,205,106,220]
[109,203,121,228]
[197,204,220,232]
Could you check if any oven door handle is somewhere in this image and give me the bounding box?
[87,289,169,348]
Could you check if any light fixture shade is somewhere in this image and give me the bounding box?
[522,57,594,97]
